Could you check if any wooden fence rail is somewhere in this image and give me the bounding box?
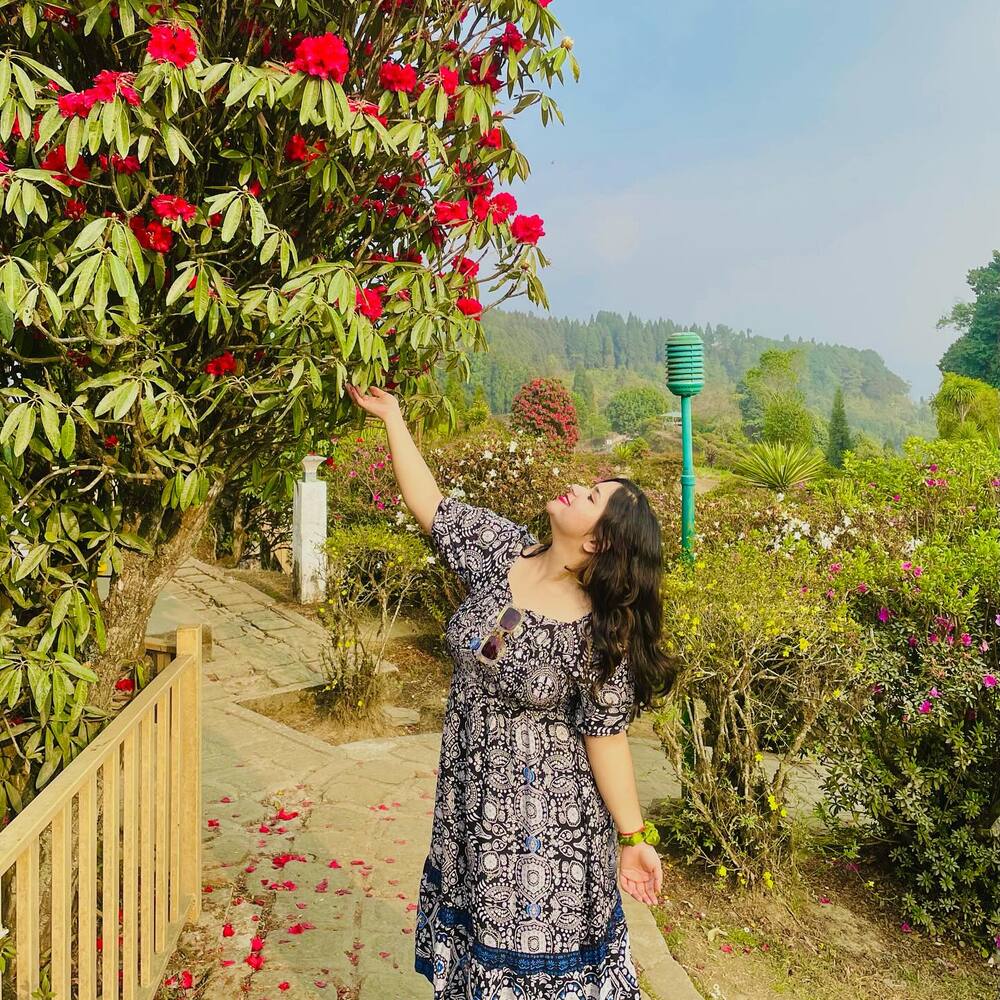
[0,625,204,1000]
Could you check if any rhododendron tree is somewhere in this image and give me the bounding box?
[0,0,578,811]
[510,376,579,449]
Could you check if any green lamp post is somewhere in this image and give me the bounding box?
[665,331,705,801]
[665,332,705,564]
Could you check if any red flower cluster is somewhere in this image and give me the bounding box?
[511,377,579,449]
[452,255,479,280]
[453,160,493,197]
[439,66,459,95]
[129,216,174,252]
[479,127,503,149]
[434,199,470,225]
[497,23,526,52]
[356,287,385,321]
[98,152,142,174]
[147,24,198,68]
[64,199,87,220]
[290,33,350,81]
[40,145,90,187]
[470,191,517,224]
[346,97,388,126]
[204,352,237,377]
[43,4,79,31]
[152,193,196,221]
[456,297,483,319]
[511,213,545,244]
[284,134,325,163]
[379,62,418,93]
[468,53,502,91]
[151,194,197,222]
[103,434,119,448]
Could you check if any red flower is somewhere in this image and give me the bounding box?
[379,62,417,93]
[103,434,119,448]
[247,179,262,197]
[489,192,517,222]
[102,153,141,174]
[40,145,91,187]
[499,23,525,52]
[152,193,196,222]
[0,151,9,175]
[128,217,174,252]
[58,90,98,118]
[433,199,469,225]
[179,970,194,989]
[64,199,87,220]
[222,924,235,937]
[204,352,237,377]
[456,297,482,319]
[284,133,319,163]
[115,677,135,692]
[479,127,503,149]
[290,33,350,81]
[91,70,141,106]
[250,935,264,952]
[452,255,479,280]
[439,66,459,95]
[471,194,491,222]
[245,954,265,971]
[511,213,544,244]
[208,212,222,226]
[147,24,198,68]
[356,287,384,321]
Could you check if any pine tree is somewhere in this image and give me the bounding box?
[826,386,854,467]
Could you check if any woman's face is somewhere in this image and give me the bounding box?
[545,480,621,549]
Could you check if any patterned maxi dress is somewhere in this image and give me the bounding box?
[414,496,642,1000]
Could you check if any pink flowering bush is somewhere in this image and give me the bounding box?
[815,439,1000,949]
[0,0,575,816]
[510,377,579,450]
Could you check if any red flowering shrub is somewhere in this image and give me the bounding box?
[0,0,577,817]
[510,378,579,451]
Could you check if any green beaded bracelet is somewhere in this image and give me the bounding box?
[616,819,660,848]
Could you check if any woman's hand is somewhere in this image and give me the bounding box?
[346,383,401,423]
[618,843,662,905]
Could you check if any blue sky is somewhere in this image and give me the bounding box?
[510,0,1000,401]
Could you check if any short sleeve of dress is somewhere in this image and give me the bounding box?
[429,495,528,591]
[573,654,636,737]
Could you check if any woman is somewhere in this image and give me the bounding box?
[348,382,672,1000]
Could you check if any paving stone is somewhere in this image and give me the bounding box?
[381,705,420,726]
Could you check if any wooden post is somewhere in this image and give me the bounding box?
[176,626,203,922]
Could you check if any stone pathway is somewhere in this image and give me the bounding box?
[156,558,759,999]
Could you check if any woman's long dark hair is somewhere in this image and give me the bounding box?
[524,477,675,723]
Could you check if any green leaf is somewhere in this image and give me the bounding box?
[72,255,102,310]
[92,260,109,320]
[13,405,35,457]
[71,217,108,254]
[220,196,244,243]
[60,415,76,459]
[112,382,140,421]
[0,58,11,108]
[165,266,195,306]
[10,62,36,109]
[248,197,266,246]
[0,401,28,445]
[117,532,154,555]
[40,401,60,450]
[15,544,48,582]
[51,589,73,629]
[65,116,83,169]
[108,253,133,299]
[300,77,318,125]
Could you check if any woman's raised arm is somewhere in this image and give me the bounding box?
[346,384,443,533]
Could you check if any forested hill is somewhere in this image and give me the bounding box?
[469,309,935,446]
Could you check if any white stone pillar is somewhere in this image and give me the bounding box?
[292,454,328,603]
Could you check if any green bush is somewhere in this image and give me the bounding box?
[652,539,869,889]
[815,438,1000,949]
[319,523,432,720]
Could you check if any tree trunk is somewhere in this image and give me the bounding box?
[90,486,222,714]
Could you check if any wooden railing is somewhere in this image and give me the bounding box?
[0,625,204,1000]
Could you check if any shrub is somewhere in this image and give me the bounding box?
[731,440,828,490]
[652,539,869,888]
[606,386,671,436]
[815,438,1000,949]
[318,523,432,721]
[510,377,579,450]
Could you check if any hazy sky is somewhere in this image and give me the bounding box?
[509,0,1000,402]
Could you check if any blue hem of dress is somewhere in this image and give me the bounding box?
[415,856,628,978]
